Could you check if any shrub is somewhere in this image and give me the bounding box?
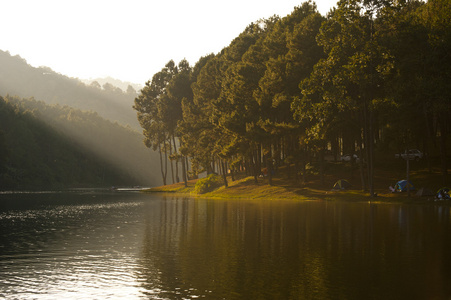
[194,174,223,194]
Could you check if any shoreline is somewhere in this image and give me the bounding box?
[144,176,436,203]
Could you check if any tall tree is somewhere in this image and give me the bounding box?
[165,59,193,186]
[295,0,395,195]
[256,2,325,182]
[179,55,224,177]
[134,61,176,185]
[218,22,271,183]
[420,0,451,183]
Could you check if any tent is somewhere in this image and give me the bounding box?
[394,180,415,192]
[436,187,451,200]
[415,187,434,197]
[332,179,352,190]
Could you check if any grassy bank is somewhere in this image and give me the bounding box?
[147,176,372,201]
[146,158,450,203]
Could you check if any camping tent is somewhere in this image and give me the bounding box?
[394,180,415,192]
[415,187,434,197]
[333,179,352,190]
[436,187,451,200]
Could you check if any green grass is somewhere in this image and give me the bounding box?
[144,158,450,203]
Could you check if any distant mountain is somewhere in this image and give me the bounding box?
[0,50,165,188]
[0,50,140,129]
[81,76,143,93]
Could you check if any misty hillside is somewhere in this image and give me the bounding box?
[0,50,140,129]
[0,96,162,189]
[0,98,127,189]
[81,76,142,94]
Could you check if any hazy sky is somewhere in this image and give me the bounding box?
[1,0,337,85]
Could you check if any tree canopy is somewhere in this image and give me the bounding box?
[135,0,451,191]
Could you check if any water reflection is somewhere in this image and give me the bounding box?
[138,198,451,299]
[0,192,148,299]
[1,193,451,299]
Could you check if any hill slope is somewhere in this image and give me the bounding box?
[0,50,140,129]
[0,96,148,189]
[0,50,165,189]
[2,96,163,189]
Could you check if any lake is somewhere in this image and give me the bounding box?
[1,190,450,299]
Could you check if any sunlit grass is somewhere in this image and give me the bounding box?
[145,161,449,204]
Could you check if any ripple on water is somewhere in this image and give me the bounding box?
[0,251,150,299]
[0,196,154,299]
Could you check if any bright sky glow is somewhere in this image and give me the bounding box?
[1,0,337,84]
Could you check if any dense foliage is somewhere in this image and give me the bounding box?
[134,0,450,193]
[0,96,161,190]
[0,97,122,189]
[193,174,223,194]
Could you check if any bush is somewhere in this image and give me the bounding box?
[194,174,223,194]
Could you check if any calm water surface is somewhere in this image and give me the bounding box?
[1,191,451,299]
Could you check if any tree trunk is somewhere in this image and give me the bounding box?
[320,146,325,187]
[181,155,187,187]
[164,144,168,184]
[302,160,306,185]
[221,159,228,188]
[209,156,215,174]
[423,104,432,173]
[158,143,167,185]
[251,151,258,184]
[185,157,190,180]
[179,140,187,187]
[359,144,366,192]
[172,134,180,183]
[368,104,375,197]
[167,141,175,184]
[438,115,448,185]
[363,102,374,196]
[267,146,273,186]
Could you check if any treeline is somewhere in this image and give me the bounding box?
[0,50,140,129]
[0,96,162,190]
[82,76,142,95]
[0,96,128,189]
[135,0,450,193]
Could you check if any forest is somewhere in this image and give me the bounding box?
[134,0,451,195]
[0,96,126,189]
[0,49,167,190]
[0,96,162,190]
